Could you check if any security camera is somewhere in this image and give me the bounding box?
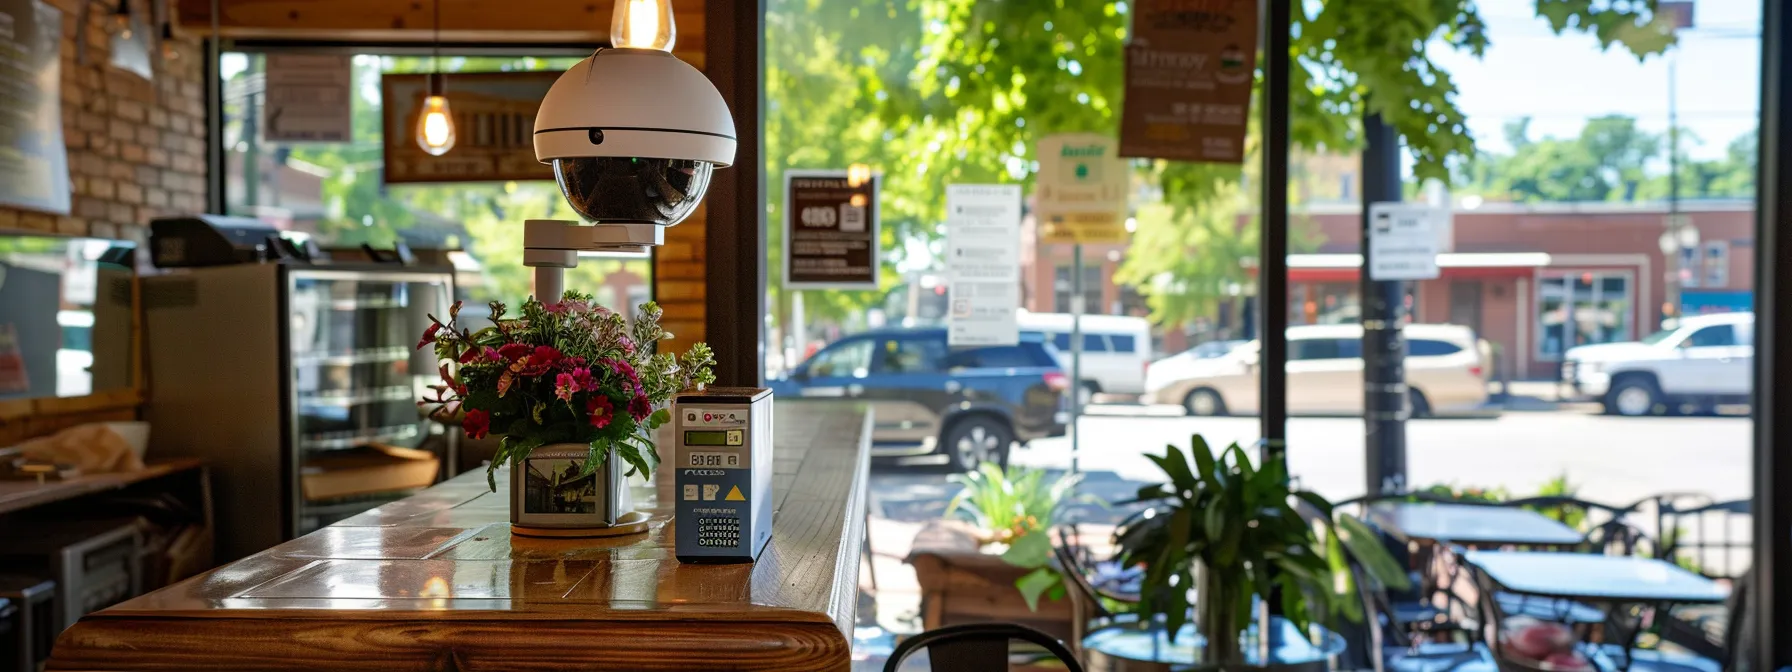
[533,48,736,230]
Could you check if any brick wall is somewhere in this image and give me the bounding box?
[0,0,204,445]
[0,0,206,244]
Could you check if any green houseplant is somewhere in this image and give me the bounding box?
[944,463,1088,610]
[1115,435,1409,665]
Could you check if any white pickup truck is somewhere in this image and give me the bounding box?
[1562,312,1754,416]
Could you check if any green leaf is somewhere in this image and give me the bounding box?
[1014,567,1060,612]
[648,408,672,430]
[1187,435,1216,482]
[1000,530,1052,570]
[1338,514,1411,591]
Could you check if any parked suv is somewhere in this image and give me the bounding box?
[1145,324,1491,417]
[768,328,1070,471]
[1563,312,1754,416]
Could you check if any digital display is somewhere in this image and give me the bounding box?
[685,430,730,446]
[687,452,740,468]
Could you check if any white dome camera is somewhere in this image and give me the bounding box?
[534,46,734,230]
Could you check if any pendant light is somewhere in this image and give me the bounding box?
[107,0,134,38]
[610,0,676,51]
[415,0,456,156]
[159,20,179,61]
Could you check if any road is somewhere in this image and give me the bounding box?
[868,408,1754,523]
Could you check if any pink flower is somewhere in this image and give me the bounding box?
[555,372,578,402]
[462,409,490,439]
[629,395,652,422]
[587,395,615,429]
[618,336,636,356]
[544,301,569,314]
[570,367,596,391]
[416,323,441,350]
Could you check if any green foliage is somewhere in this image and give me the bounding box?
[944,463,1088,610]
[1115,435,1409,658]
[419,294,715,490]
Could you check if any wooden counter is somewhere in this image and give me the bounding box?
[48,404,872,672]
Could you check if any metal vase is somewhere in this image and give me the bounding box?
[511,443,631,529]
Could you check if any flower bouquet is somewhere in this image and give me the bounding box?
[419,291,716,492]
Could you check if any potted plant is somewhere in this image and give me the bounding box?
[419,291,715,537]
[906,463,1087,639]
[1115,435,1409,666]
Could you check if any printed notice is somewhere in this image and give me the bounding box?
[945,185,1023,347]
[0,0,71,215]
[1368,202,1447,281]
[1117,0,1258,163]
[265,54,354,143]
[785,169,881,290]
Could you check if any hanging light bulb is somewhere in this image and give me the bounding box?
[107,0,134,38]
[416,73,456,156]
[610,0,676,51]
[159,21,179,61]
[415,0,455,156]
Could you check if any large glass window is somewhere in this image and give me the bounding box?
[218,52,649,318]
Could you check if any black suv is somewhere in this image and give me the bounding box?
[768,328,1070,470]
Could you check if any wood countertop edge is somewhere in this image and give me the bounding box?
[69,603,848,623]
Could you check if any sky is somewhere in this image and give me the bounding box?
[1433,0,1762,160]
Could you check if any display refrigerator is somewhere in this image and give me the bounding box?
[144,263,453,561]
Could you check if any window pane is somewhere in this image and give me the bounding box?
[948,345,1050,369]
[808,339,871,377]
[873,337,945,373]
[1686,326,1738,348]
[1408,339,1463,357]
[1110,334,1138,352]
[1051,332,1072,351]
[1081,333,1109,352]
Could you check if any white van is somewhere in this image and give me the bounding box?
[1017,312,1152,399]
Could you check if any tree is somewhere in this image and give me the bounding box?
[1456,117,1755,204]
[862,0,1675,328]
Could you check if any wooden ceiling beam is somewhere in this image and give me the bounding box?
[176,0,705,61]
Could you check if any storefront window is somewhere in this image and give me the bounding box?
[1538,272,1634,360]
[218,52,649,316]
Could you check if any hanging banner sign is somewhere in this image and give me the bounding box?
[945,184,1022,347]
[266,54,354,143]
[382,71,557,184]
[1035,133,1129,245]
[1367,202,1447,281]
[0,0,71,215]
[784,169,880,290]
[1117,0,1258,164]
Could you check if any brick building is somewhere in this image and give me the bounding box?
[1025,199,1756,380]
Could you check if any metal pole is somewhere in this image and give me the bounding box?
[1257,0,1291,465]
[1070,244,1083,477]
[1753,0,1792,662]
[1362,114,1408,496]
[1667,55,1682,326]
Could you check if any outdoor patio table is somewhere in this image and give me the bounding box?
[1080,614,1345,672]
[1465,551,1728,670]
[1370,502,1584,546]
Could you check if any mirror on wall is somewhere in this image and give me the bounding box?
[0,234,137,400]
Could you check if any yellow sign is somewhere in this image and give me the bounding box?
[1035,133,1129,244]
[725,485,746,501]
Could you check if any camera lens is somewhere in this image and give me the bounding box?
[587,129,605,145]
[552,157,714,226]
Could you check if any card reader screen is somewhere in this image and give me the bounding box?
[685,430,730,446]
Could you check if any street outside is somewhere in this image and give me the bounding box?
[850,401,1753,665]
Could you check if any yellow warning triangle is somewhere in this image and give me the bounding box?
[725,485,746,501]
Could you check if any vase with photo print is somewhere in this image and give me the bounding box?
[418,291,715,537]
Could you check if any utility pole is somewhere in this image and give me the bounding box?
[1361,114,1407,496]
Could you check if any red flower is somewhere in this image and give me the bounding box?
[587,395,615,429]
[569,366,596,391]
[457,346,483,364]
[497,343,532,362]
[629,395,652,422]
[516,345,564,376]
[462,409,490,439]
[416,323,442,350]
